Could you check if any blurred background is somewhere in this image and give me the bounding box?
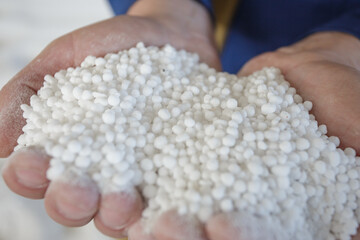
[0,0,115,239]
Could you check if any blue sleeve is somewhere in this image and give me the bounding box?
[108,0,134,15]
[302,7,360,40]
[108,0,214,16]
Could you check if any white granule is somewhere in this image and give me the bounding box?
[16,43,360,240]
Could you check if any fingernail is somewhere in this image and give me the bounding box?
[56,198,93,220]
[15,168,48,188]
[155,212,208,240]
[99,191,139,230]
[99,212,128,230]
[128,221,156,240]
[54,181,98,220]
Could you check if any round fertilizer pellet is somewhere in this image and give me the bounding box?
[271,165,291,176]
[328,151,341,167]
[220,172,235,187]
[16,43,360,240]
[106,150,125,164]
[103,72,114,82]
[142,85,153,96]
[68,140,82,153]
[154,136,168,149]
[144,171,157,185]
[140,158,154,171]
[184,117,195,128]
[231,111,243,123]
[108,94,120,106]
[261,103,276,114]
[206,159,219,171]
[162,155,176,169]
[212,186,226,200]
[222,135,236,147]
[314,160,327,174]
[158,109,171,121]
[279,141,293,153]
[296,138,310,150]
[247,162,263,175]
[140,64,152,75]
[102,109,116,124]
[220,198,234,212]
[46,162,65,180]
[243,132,256,142]
[226,98,238,109]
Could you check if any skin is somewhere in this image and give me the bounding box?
[1,0,360,239]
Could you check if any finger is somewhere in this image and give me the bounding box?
[44,173,99,227]
[152,210,209,240]
[285,62,360,153]
[206,213,241,240]
[237,51,288,77]
[184,42,222,71]
[0,83,35,157]
[352,229,360,240]
[207,213,360,240]
[128,220,156,240]
[93,189,143,238]
[2,147,50,199]
[237,52,275,77]
[206,213,281,240]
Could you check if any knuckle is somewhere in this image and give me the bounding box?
[276,46,296,54]
[255,51,283,63]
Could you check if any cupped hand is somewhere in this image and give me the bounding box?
[239,32,360,153]
[1,0,221,238]
[128,32,360,240]
[238,31,360,240]
[4,4,360,239]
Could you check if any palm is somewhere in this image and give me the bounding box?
[240,50,360,153]
[0,15,220,157]
[239,49,360,240]
[1,13,220,239]
[285,59,360,152]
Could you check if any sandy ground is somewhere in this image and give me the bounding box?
[0,0,116,239]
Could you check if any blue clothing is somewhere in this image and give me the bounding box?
[107,0,213,18]
[108,0,360,74]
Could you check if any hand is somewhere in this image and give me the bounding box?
[129,32,360,240]
[138,32,360,240]
[141,32,360,240]
[239,31,360,153]
[1,0,221,238]
[238,31,360,240]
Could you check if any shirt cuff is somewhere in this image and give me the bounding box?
[299,7,360,41]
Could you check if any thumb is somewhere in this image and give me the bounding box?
[0,34,75,157]
[237,51,287,77]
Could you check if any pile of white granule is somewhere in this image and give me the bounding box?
[16,43,360,240]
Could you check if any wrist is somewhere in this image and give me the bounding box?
[127,0,214,43]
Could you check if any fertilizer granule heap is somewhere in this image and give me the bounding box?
[16,43,360,240]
